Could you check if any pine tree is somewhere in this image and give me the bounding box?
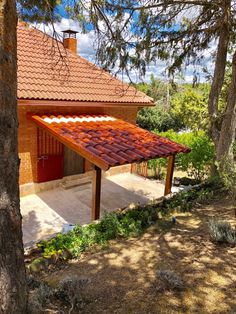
[0,0,27,312]
[71,0,236,174]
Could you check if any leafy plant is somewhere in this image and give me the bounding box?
[156,130,214,181]
[135,75,170,104]
[35,185,217,263]
[147,158,166,179]
[137,104,182,132]
[170,84,210,131]
[209,219,236,245]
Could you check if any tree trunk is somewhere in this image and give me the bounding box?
[208,4,230,147]
[216,49,236,169]
[0,0,27,312]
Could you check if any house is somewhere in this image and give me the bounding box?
[17,23,190,220]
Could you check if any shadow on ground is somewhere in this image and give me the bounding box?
[43,197,236,314]
[21,174,166,245]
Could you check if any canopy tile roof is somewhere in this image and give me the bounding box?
[17,23,153,104]
[31,114,190,170]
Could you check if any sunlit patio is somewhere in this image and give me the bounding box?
[21,173,180,247]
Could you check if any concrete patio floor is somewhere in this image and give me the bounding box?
[21,173,176,247]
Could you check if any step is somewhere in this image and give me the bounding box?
[61,176,92,189]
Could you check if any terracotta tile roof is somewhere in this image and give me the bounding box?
[17,23,153,104]
[31,114,190,170]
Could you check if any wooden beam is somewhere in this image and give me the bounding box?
[164,155,175,196]
[31,115,109,171]
[91,165,102,220]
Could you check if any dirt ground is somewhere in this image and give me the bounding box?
[43,197,236,314]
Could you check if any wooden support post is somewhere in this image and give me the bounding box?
[164,155,175,196]
[91,165,102,220]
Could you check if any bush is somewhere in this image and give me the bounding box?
[28,276,90,314]
[157,269,184,291]
[34,186,216,263]
[28,282,53,313]
[170,84,210,131]
[137,104,183,132]
[153,130,214,181]
[161,184,214,213]
[209,219,236,245]
[56,276,90,313]
[147,157,166,179]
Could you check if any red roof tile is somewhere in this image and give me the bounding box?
[17,23,153,104]
[31,114,191,170]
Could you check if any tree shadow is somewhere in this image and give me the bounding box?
[43,198,236,313]
[23,175,163,226]
[21,174,165,245]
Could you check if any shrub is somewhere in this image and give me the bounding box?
[137,104,183,132]
[154,130,214,181]
[56,276,90,313]
[209,219,236,245]
[27,274,41,290]
[170,84,210,131]
[28,282,53,313]
[34,186,216,263]
[28,276,90,314]
[157,269,184,291]
[97,212,120,239]
[161,184,214,214]
[37,206,158,260]
[147,157,166,179]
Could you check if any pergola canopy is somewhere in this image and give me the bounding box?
[31,114,190,170]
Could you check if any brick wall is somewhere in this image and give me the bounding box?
[18,104,138,185]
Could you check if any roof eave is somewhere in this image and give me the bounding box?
[18,98,155,107]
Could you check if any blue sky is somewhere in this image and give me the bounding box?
[35,17,214,84]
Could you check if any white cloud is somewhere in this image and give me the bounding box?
[32,18,215,84]
[32,18,96,62]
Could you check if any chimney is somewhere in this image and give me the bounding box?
[62,29,78,54]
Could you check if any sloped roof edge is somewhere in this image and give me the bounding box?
[17,23,154,105]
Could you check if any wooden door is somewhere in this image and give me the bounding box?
[37,128,64,182]
[64,146,84,176]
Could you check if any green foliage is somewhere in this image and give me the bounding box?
[136,74,170,104]
[136,76,183,132]
[37,209,155,260]
[136,79,211,133]
[209,219,236,245]
[147,157,166,179]
[156,130,215,181]
[70,1,236,81]
[170,84,210,131]
[137,104,182,132]
[18,0,62,24]
[161,184,214,214]
[36,185,215,262]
